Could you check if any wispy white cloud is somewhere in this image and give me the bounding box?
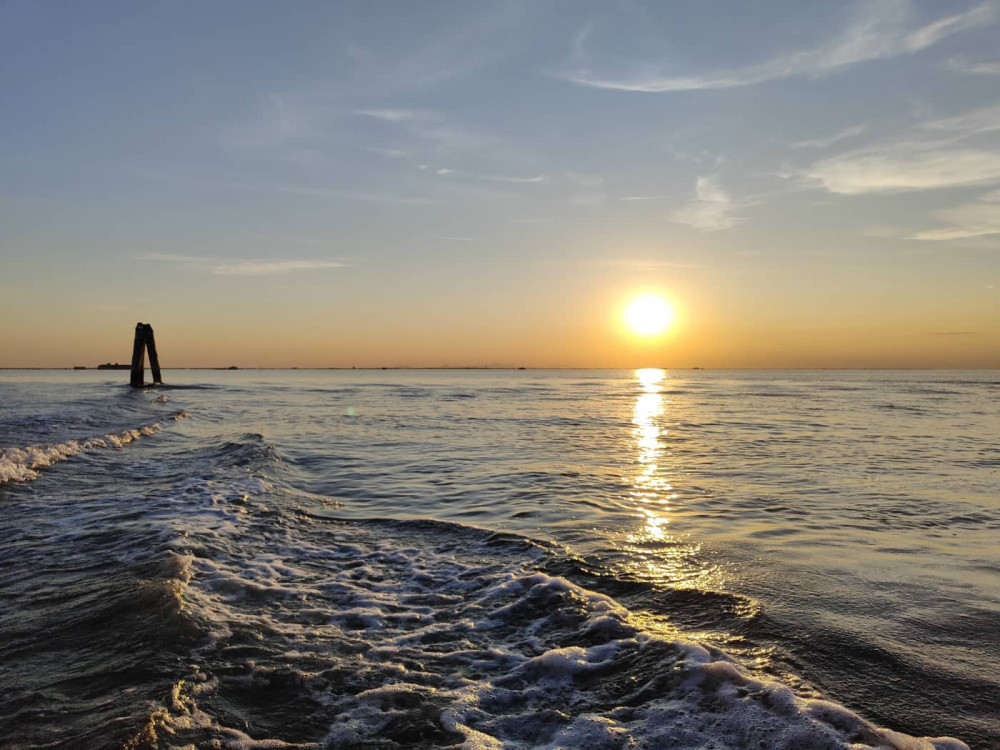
[791,125,866,150]
[356,108,423,122]
[620,195,669,201]
[795,99,1000,194]
[482,174,547,184]
[435,168,454,176]
[259,181,441,205]
[922,102,1000,136]
[145,253,203,264]
[570,22,594,66]
[670,176,745,231]
[249,233,331,246]
[806,145,1000,194]
[594,258,703,270]
[215,260,347,276]
[144,253,348,275]
[232,94,313,150]
[909,190,1000,240]
[903,3,993,48]
[365,146,408,158]
[337,5,526,98]
[227,11,523,163]
[947,56,1000,75]
[559,2,994,92]
[152,171,443,206]
[355,108,502,156]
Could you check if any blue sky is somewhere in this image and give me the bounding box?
[2,1,998,367]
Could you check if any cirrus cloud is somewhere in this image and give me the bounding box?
[806,146,1000,194]
[144,253,348,276]
[670,176,745,231]
[559,2,995,93]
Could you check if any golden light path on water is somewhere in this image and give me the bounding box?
[621,368,724,590]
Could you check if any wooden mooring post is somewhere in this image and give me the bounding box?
[130,322,162,388]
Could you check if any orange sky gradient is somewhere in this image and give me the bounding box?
[2,3,998,369]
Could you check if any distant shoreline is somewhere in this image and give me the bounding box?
[2,366,999,372]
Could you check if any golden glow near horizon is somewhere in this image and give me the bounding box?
[624,294,676,338]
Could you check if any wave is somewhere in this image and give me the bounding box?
[0,411,188,485]
[142,509,969,749]
[0,544,204,748]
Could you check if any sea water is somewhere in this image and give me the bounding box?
[1,369,997,749]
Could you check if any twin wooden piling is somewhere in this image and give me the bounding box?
[130,323,162,387]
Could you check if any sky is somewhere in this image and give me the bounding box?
[2,0,999,368]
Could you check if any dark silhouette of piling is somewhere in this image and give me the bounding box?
[129,323,162,388]
[145,327,162,384]
[130,324,146,387]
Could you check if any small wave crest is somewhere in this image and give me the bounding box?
[0,412,187,485]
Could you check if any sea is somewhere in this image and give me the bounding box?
[1,368,998,750]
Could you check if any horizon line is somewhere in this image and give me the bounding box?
[3,366,1000,372]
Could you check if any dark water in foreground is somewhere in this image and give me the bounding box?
[1,369,998,749]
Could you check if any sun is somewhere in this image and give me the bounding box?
[624,294,676,337]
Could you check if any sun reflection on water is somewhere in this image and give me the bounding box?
[632,369,676,531]
[619,368,724,589]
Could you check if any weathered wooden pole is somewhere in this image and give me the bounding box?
[130,322,146,388]
[143,324,162,385]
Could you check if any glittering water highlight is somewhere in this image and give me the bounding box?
[1,369,997,749]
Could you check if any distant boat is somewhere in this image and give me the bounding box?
[97,363,131,370]
[73,366,87,370]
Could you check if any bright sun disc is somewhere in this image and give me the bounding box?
[624,294,675,337]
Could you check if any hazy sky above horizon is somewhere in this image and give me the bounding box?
[2,0,999,368]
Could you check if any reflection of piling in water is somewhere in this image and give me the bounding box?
[129,322,162,388]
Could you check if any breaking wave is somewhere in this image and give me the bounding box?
[132,496,969,749]
[0,411,188,484]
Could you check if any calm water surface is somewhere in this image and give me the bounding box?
[1,369,997,748]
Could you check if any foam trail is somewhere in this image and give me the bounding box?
[0,412,187,484]
[142,510,971,749]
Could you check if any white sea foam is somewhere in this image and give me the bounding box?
[149,503,970,750]
[0,421,169,484]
